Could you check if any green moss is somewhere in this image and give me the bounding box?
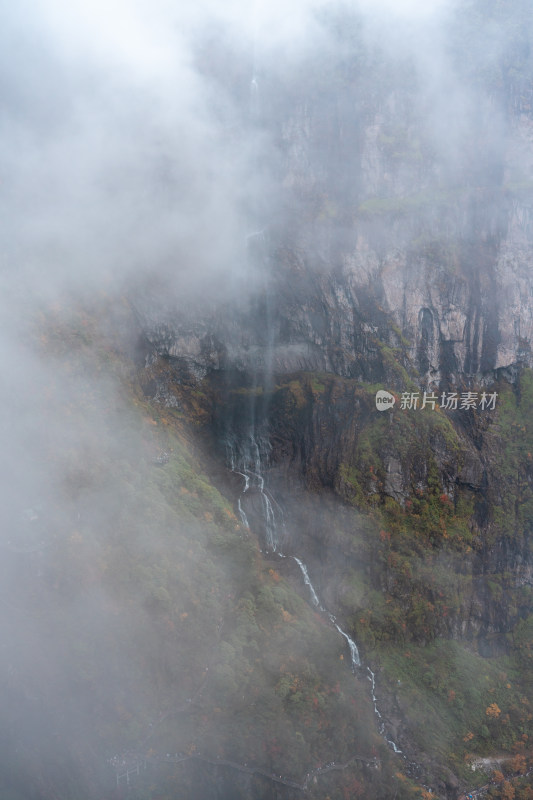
[490,369,533,540]
[339,462,367,507]
[391,323,411,349]
[376,340,414,386]
[310,376,326,393]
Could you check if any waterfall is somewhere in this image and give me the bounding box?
[226,28,402,759]
[292,557,322,609]
[226,427,405,754]
[225,431,283,553]
[332,620,361,671]
[226,429,363,670]
[290,557,361,670]
[367,668,403,753]
[237,498,249,529]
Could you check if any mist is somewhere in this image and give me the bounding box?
[1,1,532,798]
[0,0,472,298]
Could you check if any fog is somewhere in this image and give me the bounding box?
[0,0,472,301]
[3,0,520,300]
[1,0,531,797]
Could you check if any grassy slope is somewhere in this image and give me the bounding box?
[8,301,437,800]
[18,301,531,798]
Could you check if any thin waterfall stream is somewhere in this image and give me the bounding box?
[225,431,404,758]
[236,57,406,762]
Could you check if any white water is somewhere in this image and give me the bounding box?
[334,622,361,670]
[290,556,361,670]
[227,433,403,732]
[237,498,250,529]
[367,668,402,753]
[226,434,281,553]
[292,557,322,609]
[224,24,406,769]
[261,491,277,551]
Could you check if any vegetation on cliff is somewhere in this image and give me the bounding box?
[261,370,533,791]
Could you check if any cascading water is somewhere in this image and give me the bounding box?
[291,556,322,610]
[227,30,405,766]
[226,428,408,754]
[225,432,283,553]
[237,497,249,529]
[367,668,402,754]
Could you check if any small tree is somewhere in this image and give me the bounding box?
[511,754,527,774]
[486,703,502,718]
[500,781,515,800]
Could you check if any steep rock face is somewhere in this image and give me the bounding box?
[136,347,530,662]
[133,1,533,664]
[137,4,533,388]
[138,156,533,395]
[265,100,533,385]
[255,373,530,653]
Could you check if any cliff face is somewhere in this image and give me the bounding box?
[139,102,533,394]
[128,4,533,791]
[269,60,533,382]
[135,1,533,658]
[268,373,532,648]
